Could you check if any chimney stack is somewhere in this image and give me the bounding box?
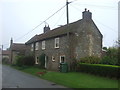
[43,25,50,33]
[10,38,13,46]
[82,8,92,20]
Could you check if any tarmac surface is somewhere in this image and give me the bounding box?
[2,65,66,88]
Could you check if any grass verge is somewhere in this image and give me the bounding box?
[11,65,119,88]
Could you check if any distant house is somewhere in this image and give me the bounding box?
[25,9,103,71]
[2,50,10,64]
[2,50,10,59]
[9,39,26,64]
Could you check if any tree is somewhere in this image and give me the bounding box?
[102,47,107,50]
[100,47,119,65]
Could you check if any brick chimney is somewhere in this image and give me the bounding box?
[44,25,50,33]
[82,8,92,20]
[10,38,13,47]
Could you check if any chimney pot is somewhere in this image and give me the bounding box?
[82,9,92,20]
[43,25,50,33]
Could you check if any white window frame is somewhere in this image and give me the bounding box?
[35,56,39,64]
[45,56,47,68]
[35,42,39,50]
[60,55,65,63]
[52,56,55,62]
[42,41,45,50]
[31,44,34,51]
[55,38,59,48]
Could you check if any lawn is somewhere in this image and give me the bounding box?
[11,65,119,88]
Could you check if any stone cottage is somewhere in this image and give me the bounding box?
[25,9,103,71]
[9,38,26,64]
[2,50,10,59]
[2,50,10,64]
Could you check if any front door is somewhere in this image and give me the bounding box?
[45,56,47,68]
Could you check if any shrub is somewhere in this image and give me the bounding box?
[15,55,34,66]
[76,63,120,79]
[24,55,35,66]
[15,55,25,66]
[80,56,101,64]
[2,57,10,64]
[70,59,77,71]
[101,47,119,65]
[100,56,118,65]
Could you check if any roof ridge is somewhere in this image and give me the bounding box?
[26,19,82,44]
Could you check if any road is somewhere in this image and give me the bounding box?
[2,65,66,88]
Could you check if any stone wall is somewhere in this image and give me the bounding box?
[33,35,68,71]
[70,19,102,61]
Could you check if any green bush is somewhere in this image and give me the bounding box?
[15,55,25,66]
[100,56,118,65]
[15,55,34,66]
[76,63,120,79]
[24,55,35,66]
[101,47,119,66]
[80,56,101,64]
[70,59,77,71]
[2,57,10,64]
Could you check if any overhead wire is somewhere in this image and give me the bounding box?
[70,4,118,33]
[94,19,118,33]
[52,8,66,28]
[14,4,66,42]
[2,4,66,48]
[2,0,117,48]
[72,3,118,10]
[3,0,77,45]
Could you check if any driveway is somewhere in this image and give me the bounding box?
[2,65,66,88]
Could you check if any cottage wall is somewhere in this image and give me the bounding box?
[33,35,68,71]
[25,9,103,71]
[70,20,102,60]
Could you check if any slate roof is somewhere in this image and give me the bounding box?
[26,19,82,44]
[25,15,103,45]
[2,50,10,55]
[11,43,26,51]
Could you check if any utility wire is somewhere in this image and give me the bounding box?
[14,4,66,42]
[14,0,77,42]
[2,4,66,47]
[73,3,117,10]
[70,4,118,33]
[2,1,78,47]
[52,8,66,28]
[94,19,118,33]
[70,4,83,12]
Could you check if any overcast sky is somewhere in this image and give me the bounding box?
[0,0,119,49]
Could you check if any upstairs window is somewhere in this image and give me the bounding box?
[42,41,45,50]
[31,44,34,51]
[35,42,39,50]
[55,38,59,48]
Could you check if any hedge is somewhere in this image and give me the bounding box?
[15,55,34,66]
[79,56,101,64]
[76,63,120,79]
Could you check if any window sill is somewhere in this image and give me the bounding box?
[55,47,59,49]
[42,49,45,50]
[52,60,55,62]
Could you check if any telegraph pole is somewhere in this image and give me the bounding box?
[66,0,69,25]
[2,45,3,60]
[66,0,71,71]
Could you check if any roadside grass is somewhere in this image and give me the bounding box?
[11,65,118,88]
